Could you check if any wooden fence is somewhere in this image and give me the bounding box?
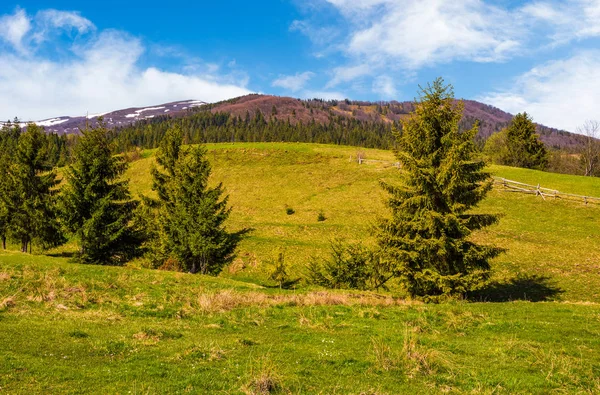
[352,156,600,205]
[493,177,600,205]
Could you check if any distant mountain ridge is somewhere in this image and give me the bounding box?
[1,94,584,150]
[0,99,207,134]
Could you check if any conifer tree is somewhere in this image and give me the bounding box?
[0,123,20,249]
[505,112,548,170]
[375,78,502,297]
[60,120,140,264]
[8,124,63,252]
[150,125,249,274]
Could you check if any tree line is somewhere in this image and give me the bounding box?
[0,120,245,274]
[110,109,397,153]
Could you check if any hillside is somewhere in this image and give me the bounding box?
[4,94,585,150]
[2,142,600,393]
[110,143,600,302]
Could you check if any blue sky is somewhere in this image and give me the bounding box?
[1,0,600,132]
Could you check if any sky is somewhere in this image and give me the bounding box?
[1,0,600,132]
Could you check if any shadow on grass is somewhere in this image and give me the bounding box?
[263,278,302,290]
[46,251,77,258]
[469,274,564,302]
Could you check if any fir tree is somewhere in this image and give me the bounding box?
[375,78,502,297]
[150,125,249,274]
[505,112,548,170]
[60,120,140,264]
[8,124,64,252]
[0,123,21,249]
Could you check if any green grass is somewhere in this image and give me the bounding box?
[2,142,600,393]
[124,142,600,302]
[1,255,600,394]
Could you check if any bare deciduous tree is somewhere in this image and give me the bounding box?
[577,120,600,176]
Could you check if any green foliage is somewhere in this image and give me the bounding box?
[269,250,294,289]
[317,211,326,222]
[482,128,510,165]
[375,78,502,297]
[285,207,295,215]
[110,108,397,154]
[149,125,250,274]
[7,124,64,252]
[60,120,141,264]
[485,113,548,170]
[2,254,600,394]
[307,241,387,290]
[0,122,21,249]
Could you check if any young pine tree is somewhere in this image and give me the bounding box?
[375,78,502,298]
[150,125,249,274]
[9,124,64,252]
[60,120,140,264]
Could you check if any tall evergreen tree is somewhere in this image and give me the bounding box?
[0,123,21,249]
[375,78,502,297]
[8,124,64,252]
[150,125,249,274]
[60,120,140,264]
[505,112,548,170]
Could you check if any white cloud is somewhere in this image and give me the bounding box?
[326,64,370,88]
[479,51,600,132]
[272,71,315,92]
[0,8,31,53]
[35,9,94,34]
[521,0,600,43]
[326,0,522,70]
[372,75,397,98]
[0,8,251,121]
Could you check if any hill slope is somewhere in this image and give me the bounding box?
[4,94,585,150]
[2,142,600,393]
[124,142,600,302]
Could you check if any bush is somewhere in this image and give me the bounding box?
[285,207,295,215]
[317,211,326,222]
[306,241,388,290]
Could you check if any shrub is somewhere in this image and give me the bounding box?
[306,241,389,290]
[317,211,326,222]
[269,251,300,289]
[285,207,295,215]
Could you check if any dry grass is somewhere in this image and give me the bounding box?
[242,356,284,395]
[193,290,413,314]
[0,296,15,309]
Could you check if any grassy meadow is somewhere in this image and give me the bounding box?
[2,142,600,393]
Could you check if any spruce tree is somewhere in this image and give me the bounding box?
[375,78,502,297]
[150,125,249,274]
[8,124,64,252]
[0,123,20,249]
[505,112,548,170]
[60,120,140,264]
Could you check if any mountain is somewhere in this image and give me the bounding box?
[1,95,585,150]
[0,99,206,135]
[206,94,585,150]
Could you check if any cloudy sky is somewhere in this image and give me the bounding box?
[1,0,599,132]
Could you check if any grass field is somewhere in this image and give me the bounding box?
[2,142,600,393]
[125,142,600,302]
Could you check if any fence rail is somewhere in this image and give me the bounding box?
[493,177,600,205]
[352,156,600,205]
